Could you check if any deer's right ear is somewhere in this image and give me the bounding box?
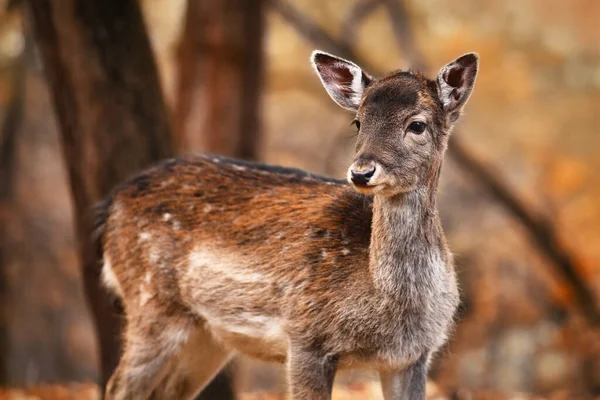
[311,50,372,112]
[436,53,479,123]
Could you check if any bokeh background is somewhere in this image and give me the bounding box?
[0,0,599,399]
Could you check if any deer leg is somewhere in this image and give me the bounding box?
[287,347,338,400]
[105,311,194,400]
[379,354,428,400]
[149,324,233,400]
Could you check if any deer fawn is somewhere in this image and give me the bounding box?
[99,50,478,399]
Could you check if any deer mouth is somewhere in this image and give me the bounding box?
[352,182,373,189]
[350,182,381,195]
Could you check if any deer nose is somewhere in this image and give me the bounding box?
[350,166,376,186]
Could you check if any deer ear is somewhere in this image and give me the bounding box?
[437,53,479,122]
[311,50,372,112]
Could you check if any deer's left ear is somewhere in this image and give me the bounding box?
[311,50,373,112]
[437,53,479,123]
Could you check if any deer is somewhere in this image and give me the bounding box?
[98,50,479,400]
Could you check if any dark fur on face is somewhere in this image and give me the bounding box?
[352,71,448,196]
[312,51,478,198]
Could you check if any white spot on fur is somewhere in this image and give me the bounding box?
[160,178,175,188]
[188,248,265,283]
[321,249,328,259]
[112,201,125,219]
[282,246,290,253]
[172,220,181,230]
[149,248,159,264]
[139,232,151,242]
[212,157,220,163]
[342,248,350,256]
[163,213,172,222]
[203,204,212,213]
[226,314,285,341]
[232,164,246,171]
[139,272,153,306]
[101,254,123,296]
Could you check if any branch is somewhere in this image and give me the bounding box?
[449,140,600,324]
[340,0,380,50]
[269,0,600,325]
[379,0,425,71]
[269,0,377,73]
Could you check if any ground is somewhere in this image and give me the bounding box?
[0,382,574,400]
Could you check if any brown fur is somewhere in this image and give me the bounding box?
[101,51,478,400]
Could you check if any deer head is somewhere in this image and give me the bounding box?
[312,51,478,197]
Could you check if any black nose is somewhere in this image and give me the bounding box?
[350,167,376,185]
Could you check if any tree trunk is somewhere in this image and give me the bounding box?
[26,0,173,388]
[0,29,99,385]
[26,1,239,397]
[175,0,264,160]
[0,20,26,385]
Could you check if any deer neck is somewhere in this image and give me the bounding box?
[368,181,444,298]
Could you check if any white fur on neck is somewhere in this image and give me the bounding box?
[369,190,444,297]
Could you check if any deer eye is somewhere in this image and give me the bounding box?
[351,119,361,130]
[408,121,426,134]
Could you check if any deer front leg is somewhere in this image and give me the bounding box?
[380,354,428,400]
[287,346,338,400]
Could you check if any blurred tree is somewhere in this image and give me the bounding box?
[174,0,264,159]
[25,0,241,397]
[0,17,25,384]
[25,0,172,389]
[0,26,103,383]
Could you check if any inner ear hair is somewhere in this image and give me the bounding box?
[445,67,465,90]
[437,52,479,116]
[311,50,372,112]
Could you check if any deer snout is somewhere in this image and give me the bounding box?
[349,162,376,186]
